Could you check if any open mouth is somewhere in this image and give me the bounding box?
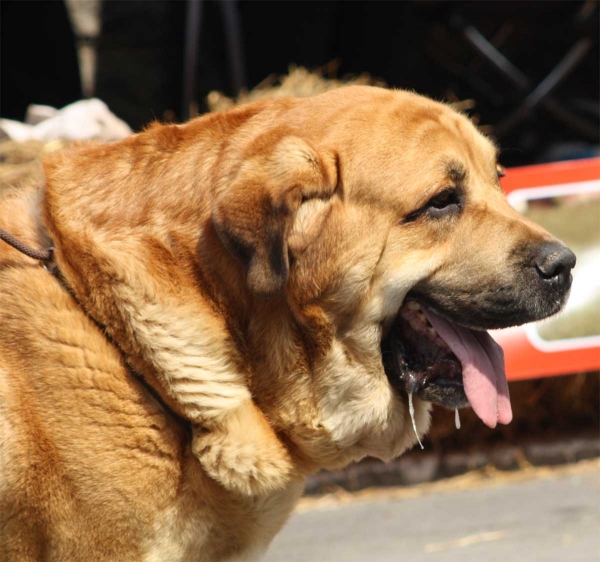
[381,300,513,429]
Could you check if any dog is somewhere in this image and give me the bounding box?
[0,86,575,561]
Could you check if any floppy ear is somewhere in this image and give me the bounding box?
[212,136,337,297]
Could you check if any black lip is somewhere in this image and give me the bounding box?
[419,379,469,409]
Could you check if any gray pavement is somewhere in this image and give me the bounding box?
[264,466,600,562]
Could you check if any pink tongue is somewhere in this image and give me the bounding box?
[421,308,512,428]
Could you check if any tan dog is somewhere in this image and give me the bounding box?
[0,87,575,561]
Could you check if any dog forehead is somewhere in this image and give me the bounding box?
[320,107,473,207]
[347,100,497,205]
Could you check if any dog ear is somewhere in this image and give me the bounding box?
[212,136,337,298]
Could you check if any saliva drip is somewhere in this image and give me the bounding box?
[455,408,461,430]
[407,390,424,450]
[404,375,424,450]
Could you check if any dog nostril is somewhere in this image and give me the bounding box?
[535,243,576,280]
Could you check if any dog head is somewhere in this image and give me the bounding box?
[208,87,575,467]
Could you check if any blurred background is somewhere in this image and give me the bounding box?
[1,1,599,561]
[2,0,599,166]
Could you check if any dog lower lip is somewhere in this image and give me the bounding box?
[381,301,469,409]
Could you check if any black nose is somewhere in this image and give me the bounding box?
[535,242,576,282]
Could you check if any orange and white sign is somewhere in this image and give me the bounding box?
[493,158,600,381]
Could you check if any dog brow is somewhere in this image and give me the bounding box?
[445,161,467,184]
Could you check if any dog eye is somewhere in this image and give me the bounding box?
[496,165,506,178]
[424,188,461,218]
[402,188,462,223]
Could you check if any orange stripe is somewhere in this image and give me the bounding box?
[501,157,600,193]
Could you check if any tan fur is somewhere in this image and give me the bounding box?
[0,87,560,561]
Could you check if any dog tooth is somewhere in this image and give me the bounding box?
[407,301,420,311]
[416,312,426,322]
[428,327,436,336]
[455,409,461,430]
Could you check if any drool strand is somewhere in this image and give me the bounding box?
[408,391,424,450]
[455,408,461,430]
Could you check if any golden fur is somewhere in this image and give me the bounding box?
[0,87,559,561]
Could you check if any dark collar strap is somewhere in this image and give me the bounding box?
[0,226,53,263]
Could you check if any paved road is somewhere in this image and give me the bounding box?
[264,465,600,562]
